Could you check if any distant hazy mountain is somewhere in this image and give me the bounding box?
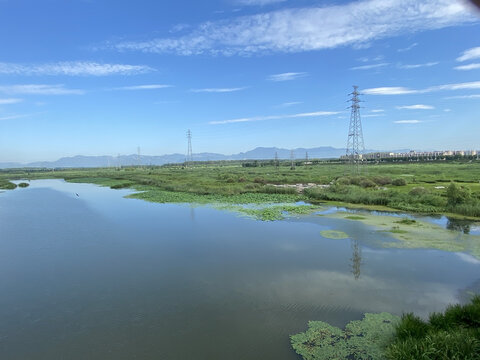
[0,146,408,169]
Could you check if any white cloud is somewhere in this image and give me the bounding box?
[456,46,480,62]
[398,62,439,69]
[364,80,480,95]
[363,114,385,117]
[394,120,423,124]
[112,0,475,56]
[191,87,246,93]
[113,84,172,90]
[210,110,339,124]
[444,94,480,99]
[0,114,29,121]
[0,98,22,104]
[267,72,307,81]
[397,42,418,52]
[350,63,389,70]
[371,109,384,113]
[0,84,84,95]
[0,61,154,76]
[396,104,435,110]
[364,87,417,95]
[236,0,286,5]
[276,101,303,107]
[454,63,480,71]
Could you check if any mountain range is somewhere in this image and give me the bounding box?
[0,146,409,169]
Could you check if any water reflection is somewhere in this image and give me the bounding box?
[350,239,362,280]
[446,217,471,234]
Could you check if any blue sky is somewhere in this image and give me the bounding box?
[0,0,479,162]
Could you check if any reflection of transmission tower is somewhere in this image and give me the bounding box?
[186,129,193,168]
[350,239,362,280]
[346,86,365,174]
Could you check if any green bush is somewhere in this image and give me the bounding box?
[392,178,407,186]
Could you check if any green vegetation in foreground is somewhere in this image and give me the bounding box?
[292,296,480,360]
[320,230,350,239]
[291,312,400,360]
[328,211,480,259]
[387,296,480,360]
[1,160,480,218]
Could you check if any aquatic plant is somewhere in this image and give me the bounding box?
[320,230,349,239]
[291,312,400,360]
[18,182,29,188]
[345,215,366,220]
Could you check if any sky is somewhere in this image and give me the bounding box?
[0,0,479,162]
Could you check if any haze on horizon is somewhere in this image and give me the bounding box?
[0,0,479,163]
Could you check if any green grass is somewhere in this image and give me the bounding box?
[1,160,479,218]
[345,215,367,220]
[386,296,480,360]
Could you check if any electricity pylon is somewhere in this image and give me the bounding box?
[186,129,193,168]
[346,86,365,174]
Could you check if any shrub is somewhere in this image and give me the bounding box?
[18,182,30,188]
[392,178,407,186]
[359,178,376,188]
[409,187,428,196]
[372,176,392,186]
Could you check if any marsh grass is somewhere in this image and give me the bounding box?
[387,296,480,360]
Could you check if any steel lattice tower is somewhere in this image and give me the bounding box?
[186,129,193,167]
[346,86,365,174]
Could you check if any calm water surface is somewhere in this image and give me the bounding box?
[0,180,479,359]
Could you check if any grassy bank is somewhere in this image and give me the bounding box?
[291,296,480,360]
[1,161,479,218]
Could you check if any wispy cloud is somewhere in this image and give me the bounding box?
[0,114,30,121]
[0,84,84,95]
[444,94,480,99]
[370,109,384,113]
[112,84,172,90]
[0,98,23,105]
[397,42,418,52]
[394,120,423,124]
[267,72,307,81]
[364,80,480,95]
[0,61,154,76]
[236,0,286,5]
[191,87,246,93]
[350,63,389,70]
[396,104,435,110]
[112,0,475,56]
[276,101,303,107]
[398,62,439,69]
[457,46,480,62]
[209,110,339,124]
[454,63,480,71]
[363,114,385,118]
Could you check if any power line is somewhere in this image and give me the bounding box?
[346,85,365,174]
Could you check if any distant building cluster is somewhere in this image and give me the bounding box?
[341,150,478,161]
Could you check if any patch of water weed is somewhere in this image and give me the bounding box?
[18,182,29,188]
[345,215,366,220]
[320,230,349,239]
[291,312,400,360]
[394,218,417,225]
[232,204,323,221]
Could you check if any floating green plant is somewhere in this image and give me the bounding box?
[345,215,366,220]
[320,230,349,239]
[291,312,400,360]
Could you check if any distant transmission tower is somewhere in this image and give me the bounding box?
[346,86,365,174]
[186,129,193,167]
[274,151,279,169]
[290,149,295,170]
